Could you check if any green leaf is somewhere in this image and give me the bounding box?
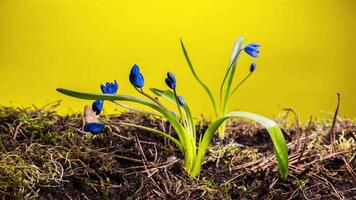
[150,88,176,104]
[219,36,245,112]
[57,88,197,172]
[192,111,288,179]
[180,39,218,118]
[151,88,196,138]
[217,36,245,138]
[183,104,196,138]
[56,88,187,146]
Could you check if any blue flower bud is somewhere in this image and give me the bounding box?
[177,96,185,106]
[129,64,144,88]
[84,122,105,134]
[250,62,257,72]
[92,100,103,115]
[244,43,261,58]
[171,111,177,118]
[101,80,118,94]
[165,72,176,89]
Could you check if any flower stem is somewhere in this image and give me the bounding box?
[135,87,168,110]
[111,100,161,117]
[229,72,253,98]
[173,88,184,122]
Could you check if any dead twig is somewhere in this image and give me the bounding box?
[330,93,341,151]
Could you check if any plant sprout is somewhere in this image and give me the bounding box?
[180,36,262,139]
[56,37,288,178]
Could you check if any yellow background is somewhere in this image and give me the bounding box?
[0,0,355,121]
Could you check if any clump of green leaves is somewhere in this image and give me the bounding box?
[180,36,259,138]
[57,36,288,178]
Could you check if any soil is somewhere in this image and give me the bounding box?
[0,105,355,199]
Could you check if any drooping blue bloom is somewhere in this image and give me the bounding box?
[244,43,261,58]
[165,72,176,89]
[250,62,257,72]
[101,80,118,94]
[129,64,144,88]
[92,100,103,115]
[84,122,105,134]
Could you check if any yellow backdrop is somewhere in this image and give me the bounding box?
[0,0,355,120]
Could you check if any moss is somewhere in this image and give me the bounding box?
[0,105,355,199]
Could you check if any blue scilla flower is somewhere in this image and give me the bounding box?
[101,80,118,94]
[244,43,261,58]
[165,72,176,89]
[93,80,118,115]
[250,62,257,72]
[129,64,144,88]
[92,100,103,115]
[177,96,185,106]
[84,122,105,134]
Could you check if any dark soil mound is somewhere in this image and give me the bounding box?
[0,106,355,199]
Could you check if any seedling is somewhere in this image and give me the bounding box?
[57,37,288,178]
[180,36,260,138]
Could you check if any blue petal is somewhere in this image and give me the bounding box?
[114,80,119,92]
[131,64,140,74]
[129,65,144,88]
[244,46,259,58]
[244,45,257,52]
[251,51,259,58]
[167,72,176,83]
[177,96,185,106]
[84,122,105,134]
[137,74,145,88]
[165,78,175,89]
[101,80,119,94]
[248,43,261,48]
[165,72,176,89]
[92,100,104,115]
[250,62,257,72]
[100,84,108,94]
[130,73,144,88]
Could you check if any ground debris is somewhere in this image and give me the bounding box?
[0,106,355,199]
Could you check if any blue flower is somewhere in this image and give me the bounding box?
[92,100,103,115]
[129,64,144,88]
[101,80,118,94]
[165,72,176,89]
[250,62,257,72]
[84,122,105,134]
[94,80,118,115]
[244,43,261,58]
[177,96,185,106]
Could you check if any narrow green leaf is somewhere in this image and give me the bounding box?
[57,88,197,172]
[217,36,245,138]
[219,36,245,112]
[56,88,187,146]
[180,39,218,118]
[150,88,176,104]
[183,104,196,138]
[151,88,196,138]
[192,111,288,179]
